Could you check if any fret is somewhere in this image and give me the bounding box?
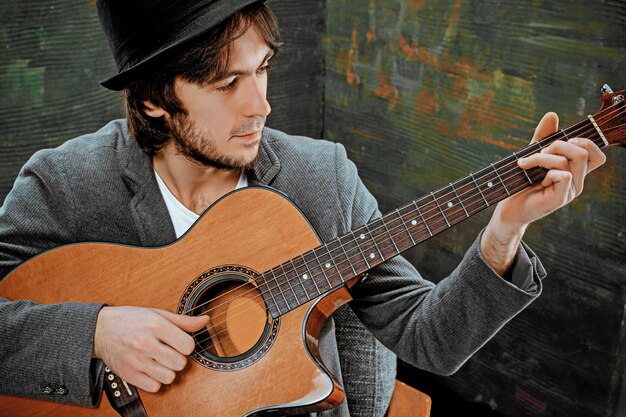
[395,208,417,245]
[474,165,506,206]
[363,222,385,262]
[278,263,299,304]
[309,248,334,289]
[379,217,400,255]
[470,173,489,207]
[512,151,533,183]
[491,163,510,196]
[350,230,372,269]
[361,223,384,263]
[258,277,281,317]
[449,176,478,217]
[382,209,412,252]
[431,192,451,228]
[324,240,349,283]
[288,258,310,300]
[507,156,534,190]
[338,233,368,276]
[264,274,284,316]
[450,182,469,218]
[300,253,323,295]
[432,185,470,228]
[412,201,432,236]
[334,237,358,277]
[311,247,334,289]
[560,128,570,141]
[269,268,292,311]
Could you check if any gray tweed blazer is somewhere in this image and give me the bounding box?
[0,120,545,416]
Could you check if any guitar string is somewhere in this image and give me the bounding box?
[184,102,623,340]
[187,103,622,343]
[187,105,623,349]
[190,137,596,353]
[184,102,622,320]
[191,166,549,354]
[191,111,618,353]
[192,127,618,353]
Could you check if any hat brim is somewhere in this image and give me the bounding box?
[99,0,262,91]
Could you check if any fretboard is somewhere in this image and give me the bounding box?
[258,116,608,318]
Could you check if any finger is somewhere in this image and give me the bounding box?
[541,170,574,205]
[531,112,559,143]
[124,369,162,393]
[540,140,588,195]
[154,309,210,332]
[150,342,188,371]
[518,153,570,172]
[137,358,177,386]
[152,309,204,355]
[568,137,607,173]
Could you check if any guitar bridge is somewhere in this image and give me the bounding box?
[103,365,147,417]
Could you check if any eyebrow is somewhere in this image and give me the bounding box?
[221,50,275,79]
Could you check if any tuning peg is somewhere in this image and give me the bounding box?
[601,84,614,94]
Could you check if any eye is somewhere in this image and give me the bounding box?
[258,63,272,74]
[216,78,238,92]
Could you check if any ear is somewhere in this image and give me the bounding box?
[143,101,168,118]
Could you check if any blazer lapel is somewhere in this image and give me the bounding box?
[119,128,176,247]
[250,129,281,186]
[129,185,176,247]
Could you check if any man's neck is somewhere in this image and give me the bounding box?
[152,143,242,215]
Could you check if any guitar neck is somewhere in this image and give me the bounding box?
[260,115,611,318]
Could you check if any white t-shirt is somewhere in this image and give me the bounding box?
[154,170,248,238]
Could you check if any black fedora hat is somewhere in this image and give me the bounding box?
[96,0,263,91]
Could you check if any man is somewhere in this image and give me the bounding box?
[0,0,606,416]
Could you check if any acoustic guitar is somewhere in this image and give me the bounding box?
[0,87,624,416]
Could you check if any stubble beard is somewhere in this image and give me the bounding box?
[168,114,264,171]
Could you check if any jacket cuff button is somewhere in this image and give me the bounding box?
[41,386,54,395]
[55,386,69,395]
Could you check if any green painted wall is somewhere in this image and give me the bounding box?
[324,1,626,416]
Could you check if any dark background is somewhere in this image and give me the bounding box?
[1,1,625,416]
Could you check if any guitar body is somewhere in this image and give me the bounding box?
[0,187,348,417]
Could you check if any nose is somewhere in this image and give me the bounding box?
[242,75,271,118]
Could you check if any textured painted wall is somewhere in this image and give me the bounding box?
[0,0,325,203]
[325,1,625,416]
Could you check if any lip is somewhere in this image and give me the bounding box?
[232,130,261,141]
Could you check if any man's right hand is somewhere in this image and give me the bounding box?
[93,306,210,392]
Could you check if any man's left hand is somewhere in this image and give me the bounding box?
[481,112,606,276]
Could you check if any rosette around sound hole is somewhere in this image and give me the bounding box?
[181,267,279,369]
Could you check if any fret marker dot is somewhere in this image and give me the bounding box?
[325,263,331,268]
[447,202,453,208]
[487,182,493,188]
[369,253,375,258]
[302,274,309,280]
[359,234,366,240]
[411,220,417,226]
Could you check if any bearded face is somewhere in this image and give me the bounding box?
[167,112,265,171]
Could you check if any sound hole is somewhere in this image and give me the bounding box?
[189,276,271,361]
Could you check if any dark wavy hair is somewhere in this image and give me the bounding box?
[124,3,281,155]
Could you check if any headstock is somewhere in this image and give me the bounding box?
[596,84,626,148]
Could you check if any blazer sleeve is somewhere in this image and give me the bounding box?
[332,142,546,375]
[0,150,105,406]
